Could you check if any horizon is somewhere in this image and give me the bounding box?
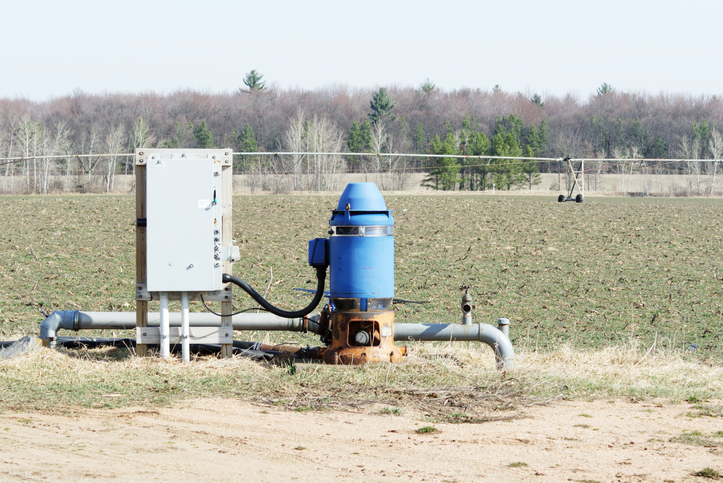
[3,83,721,106]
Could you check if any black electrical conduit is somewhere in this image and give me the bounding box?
[0,337,295,361]
[222,266,327,319]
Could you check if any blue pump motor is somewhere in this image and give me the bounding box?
[326,183,394,311]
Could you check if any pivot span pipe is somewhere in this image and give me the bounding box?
[393,323,514,370]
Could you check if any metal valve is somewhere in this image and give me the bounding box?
[460,285,473,325]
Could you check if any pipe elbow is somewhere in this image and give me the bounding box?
[393,322,514,370]
[477,323,514,370]
[39,310,80,344]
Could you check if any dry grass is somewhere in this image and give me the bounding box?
[511,344,723,402]
[1,340,720,417]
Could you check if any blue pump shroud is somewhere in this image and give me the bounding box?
[321,183,394,311]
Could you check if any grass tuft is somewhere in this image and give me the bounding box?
[671,431,723,447]
[687,404,723,418]
[380,406,403,415]
[693,467,721,479]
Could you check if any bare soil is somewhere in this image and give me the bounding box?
[0,398,720,482]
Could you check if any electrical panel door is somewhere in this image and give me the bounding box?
[146,155,223,292]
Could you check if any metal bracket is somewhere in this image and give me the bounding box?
[135,284,233,302]
[196,286,233,302]
[222,245,240,263]
[136,326,234,345]
[135,149,233,166]
[136,283,152,301]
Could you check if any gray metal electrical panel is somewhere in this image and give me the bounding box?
[145,152,225,292]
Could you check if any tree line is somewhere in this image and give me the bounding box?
[0,73,722,194]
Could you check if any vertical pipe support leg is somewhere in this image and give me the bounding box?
[159,292,170,358]
[135,159,148,357]
[181,292,190,362]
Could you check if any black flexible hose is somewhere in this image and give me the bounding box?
[222,267,327,319]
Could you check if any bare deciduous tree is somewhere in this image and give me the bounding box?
[105,124,125,193]
[368,122,407,190]
[77,124,102,191]
[129,117,156,189]
[678,134,701,196]
[0,114,20,194]
[15,118,42,194]
[708,128,722,196]
[612,146,629,195]
[308,116,344,191]
[281,111,345,191]
[0,127,8,194]
[369,122,386,184]
[282,109,308,191]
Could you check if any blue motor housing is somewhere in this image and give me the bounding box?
[328,183,394,305]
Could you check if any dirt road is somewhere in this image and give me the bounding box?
[0,398,720,482]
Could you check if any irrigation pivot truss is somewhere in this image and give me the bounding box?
[0,151,719,166]
[0,152,719,197]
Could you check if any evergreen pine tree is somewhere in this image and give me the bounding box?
[651,136,667,158]
[163,121,186,148]
[489,132,524,190]
[469,131,490,190]
[596,82,615,96]
[420,78,435,95]
[413,122,427,153]
[239,123,258,152]
[368,88,397,125]
[242,70,266,91]
[193,121,214,148]
[421,133,459,191]
[347,121,364,172]
[693,120,710,157]
[348,121,362,152]
[360,119,373,150]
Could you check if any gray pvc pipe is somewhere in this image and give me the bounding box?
[81,311,306,329]
[39,310,313,342]
[39,311,513,369]
[393,322,514,370]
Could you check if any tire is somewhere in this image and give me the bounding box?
[575,194,584,203]
[557,194,565,203]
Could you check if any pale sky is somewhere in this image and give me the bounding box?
[3,0,721,102]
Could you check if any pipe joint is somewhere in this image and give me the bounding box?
[39,310,80,347]
[497,318,510,338]
[393,322,514,370]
